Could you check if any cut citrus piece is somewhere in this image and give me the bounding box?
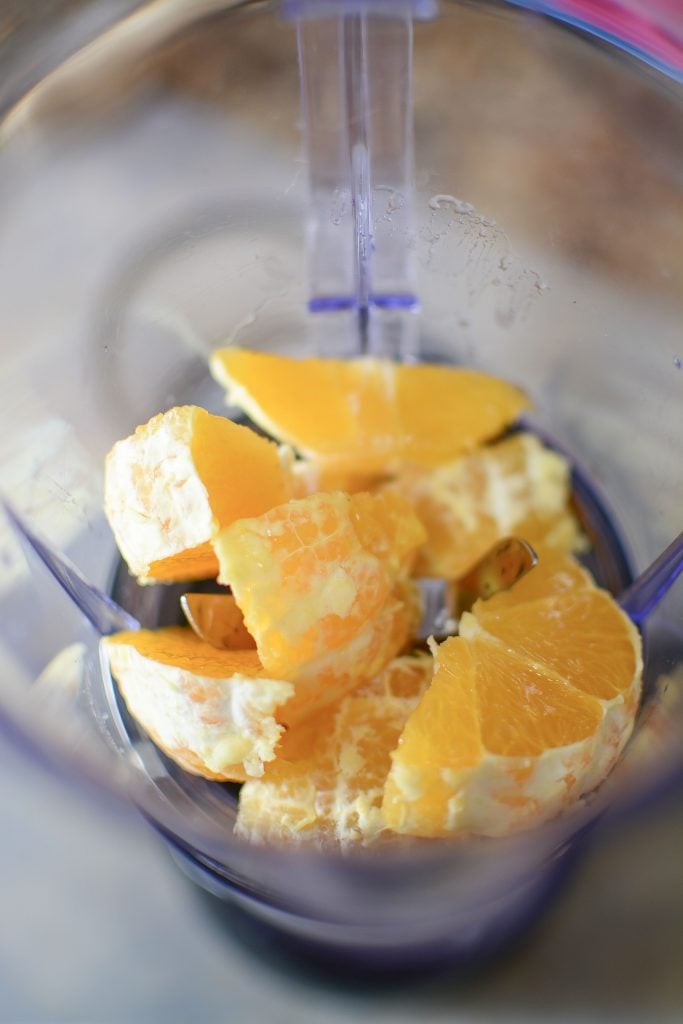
[213,492,425,697]
[463,569,642,780]
[238,706,339,845]
[468,592,639,706]
[209,347,530,474]
[388,432,585,579]
[236,654,433,846]
[104,405,291,584]
[383,554,643,837]
[103,627,293,781]
[291,460,386,498]
[276,580,422,725]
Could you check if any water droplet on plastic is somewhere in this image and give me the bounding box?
[428,194,475,215]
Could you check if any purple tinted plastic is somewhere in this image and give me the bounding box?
[504,0,683,81]
[1,501,140,636]
[619,532,683,624]
[283,0,439,20]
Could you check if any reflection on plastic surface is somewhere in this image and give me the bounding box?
[506,0,683,79]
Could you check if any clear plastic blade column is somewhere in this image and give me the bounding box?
[289,0,437,360]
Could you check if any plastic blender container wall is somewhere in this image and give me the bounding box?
[0,0,681,966]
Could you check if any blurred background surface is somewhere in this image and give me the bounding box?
[1,735,682,1020]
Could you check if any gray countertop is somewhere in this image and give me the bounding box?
[1,735,682,1024]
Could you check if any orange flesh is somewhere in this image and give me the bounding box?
[467,637,603,754]
[106,626,263,679]
[150,410,288,581]
[237,656,433,843]
[382,545,642,838]
[105,406,291,583]
[210,348,529,473]
[190,408,290,527]
[382,643,483,833]
[214,491,424,681]
[148,541,219,582]
[214,350,395,461]
[474,591,639,703]
[394,364,529,467]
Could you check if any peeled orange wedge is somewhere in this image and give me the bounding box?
[236,654,433,846]
[103,627,293,780]
[388,432,584,579]
[213,491,425,718]
[104,406,290,583]
[383,550,642,837]
[210,348,530,475]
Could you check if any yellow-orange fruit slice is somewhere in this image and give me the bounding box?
[383,553,642,837]
[210,347,529,474]
[102,627,293,781]
[213,492,425,709]
[104,405,290,583]
[388,432,584,579]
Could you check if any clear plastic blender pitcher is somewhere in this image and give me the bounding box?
[0,0,681,970]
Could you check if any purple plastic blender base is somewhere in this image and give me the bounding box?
[163,833,589,978]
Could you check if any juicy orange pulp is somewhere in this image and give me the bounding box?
[104,405,290,583]
[210,348,530,475]
[236,654,434,845]
[214,491,425,685]
[387,431,584,579]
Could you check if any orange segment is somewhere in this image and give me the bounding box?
[394,364,527,467]
[388,432,584,579]
[104,406,291,584]
[291,460,387,498]
[470,638,603,754]
[213,491,425,687]
[237,709,339,844]
[349,491,427,577]
[108,625,263,676]
[382,637,604,838]
[279,581,422,725]
[469,591,640,705]
[210,348,529,474]
[103,627,293,781]
[383,552,643,838]
[236,655,433,846]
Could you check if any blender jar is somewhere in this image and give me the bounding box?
[0,0,681,969]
